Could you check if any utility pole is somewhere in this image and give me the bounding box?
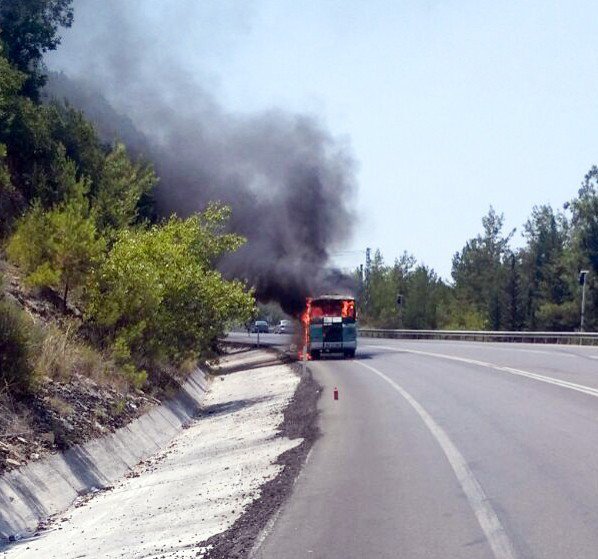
[365,248,372,315]
[579,270,589,333]
[359,264,364,299]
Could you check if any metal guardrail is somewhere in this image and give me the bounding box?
[359,328,598,346]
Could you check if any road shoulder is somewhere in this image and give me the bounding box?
[2,348,320,559]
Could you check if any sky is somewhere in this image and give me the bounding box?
[48,0,598,279]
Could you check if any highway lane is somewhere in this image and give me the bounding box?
[228,332,598,392]
[252,339,598,559]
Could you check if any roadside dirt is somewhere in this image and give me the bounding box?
[0,375,155,473]
[1,349,313,558]
[198,361,321,559]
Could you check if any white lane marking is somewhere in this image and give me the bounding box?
[364,345,598,400]
[364,339,595,358]
[472,346,576,357]
[402,342,576,358]
[355,361,517,559]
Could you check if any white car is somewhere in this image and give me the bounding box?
[274,320,295,334]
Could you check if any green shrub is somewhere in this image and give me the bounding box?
[93,143,157,234]
[0,300,35,393]
[6,173,106,311]
[121,364,147,390]
[88,204,255,369]
[536,301,579,331]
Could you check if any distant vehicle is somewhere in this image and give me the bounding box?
[251,320,269,333]
[274,319,295,334]
[304,295,357,359]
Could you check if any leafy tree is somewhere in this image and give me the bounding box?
[93,143,157,234]
[0,41,161,237]
[1,96,157,234]
[0,0,73,98]
[6,174,105,311]
[0,45,24,119]
[570,167,598,271]
[536,300,579,331]
[442,300,487,330]
[520,205,571,329]
[88,205,254,369]
[3,94,58,204]
[402,265,445,329]
[504,252,524,331]
[366,250,395,326]
[0,47,25,231]
[356,250,450,329]
[4,102,95,207]
[0,142,17,235]
[47,101,105,186]
[567,168,598,329]
[452,207,514,329]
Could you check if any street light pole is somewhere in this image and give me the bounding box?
[579,270,589,333]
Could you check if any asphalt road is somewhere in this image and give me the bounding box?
[242,336,598,559]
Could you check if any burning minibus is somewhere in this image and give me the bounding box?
[301,295,357,359]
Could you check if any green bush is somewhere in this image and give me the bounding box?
[88,204,255,369]
[0,299,35,393]
[93,143,157,235]
[7,173,105,310]
[536,301,579,331]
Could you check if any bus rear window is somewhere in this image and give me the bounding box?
[310,299,355,320]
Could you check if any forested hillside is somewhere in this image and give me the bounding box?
[357,197,597,331]
[0,1,254,400]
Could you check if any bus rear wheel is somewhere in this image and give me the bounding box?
[344,349,356,359]
[311,350,321,360]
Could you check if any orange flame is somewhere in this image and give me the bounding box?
[341,299,355,319]
[299,298,312,360]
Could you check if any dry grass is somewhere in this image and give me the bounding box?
[2,263,129,392]
[34,322,79,381]
[33,321,128,391]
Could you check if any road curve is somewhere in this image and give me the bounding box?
[252,338,598,559]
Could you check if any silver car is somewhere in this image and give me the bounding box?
[274,320,295,334]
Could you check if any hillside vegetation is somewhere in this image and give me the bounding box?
[0,0,254,436]
[357,187,598,332]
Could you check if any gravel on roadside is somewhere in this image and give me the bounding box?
[1,348,319,559]
[198,359,321,559]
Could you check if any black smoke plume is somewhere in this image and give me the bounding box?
[45,1,356,315]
